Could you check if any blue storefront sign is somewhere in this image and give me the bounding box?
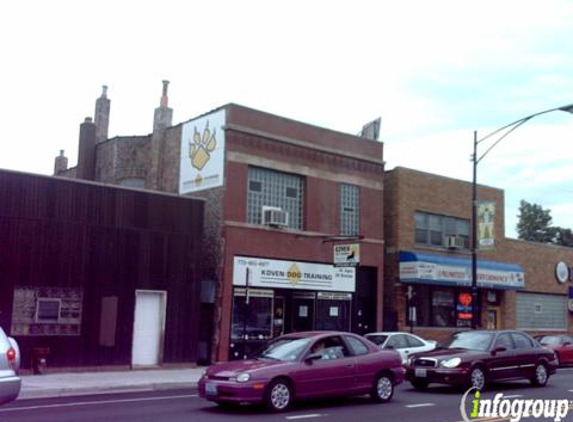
[399,251,524,290]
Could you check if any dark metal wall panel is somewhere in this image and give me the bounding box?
[0,170,204,367]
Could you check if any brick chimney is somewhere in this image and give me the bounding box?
[153,80,173,132]
[95,85,110,143]
[53,150,68,175]
[77,117,97,180]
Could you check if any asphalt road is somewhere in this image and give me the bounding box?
[2,368,573,422]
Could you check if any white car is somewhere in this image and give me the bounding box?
[365,332,436,363]
[0,326,20,405]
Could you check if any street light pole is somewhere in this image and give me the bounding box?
[470,103,573,330]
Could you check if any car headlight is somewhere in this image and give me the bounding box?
[236,372,251,383]
[440,357,461,368]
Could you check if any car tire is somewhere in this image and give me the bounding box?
[531,363,549,387]
[265,378,293,412]
[371,373,394,403]
[469,367,486,390]
[410,379,429,390]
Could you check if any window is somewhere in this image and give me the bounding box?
[340,184,360,236]
[36,299,61,322]
[247,167,304,230]
[231,288,273,340]
[494,333,515,350]
[387,334,409,349]
[345,336,369,356]
[511,333,534,349]
[410,285,479,328]
[414,212,470,248]
[405,334,424,348]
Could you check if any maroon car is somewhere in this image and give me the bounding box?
[535,334,573,366]
[198,331,404,412]
[405,330,558,391]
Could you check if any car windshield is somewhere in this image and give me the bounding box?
[442,332,494,352]
[257,337,312,362]
[365,334,388,346]
[537,336,561,346]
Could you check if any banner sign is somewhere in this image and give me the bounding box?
[233,256,355,292]
[179,109,226,194]
[477,201,496,251]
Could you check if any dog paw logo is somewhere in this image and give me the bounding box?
[189,121,217,170]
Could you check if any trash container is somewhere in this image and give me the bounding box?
[32,347,50,374]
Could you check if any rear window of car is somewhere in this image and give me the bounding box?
[538,336,561,346]
[366,334,387,346]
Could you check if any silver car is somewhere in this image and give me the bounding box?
[0,326,20,404]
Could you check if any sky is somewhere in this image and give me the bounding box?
[2,0,573,238]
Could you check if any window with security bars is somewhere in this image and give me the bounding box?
[247,166,304,230]
[340,184,360,236]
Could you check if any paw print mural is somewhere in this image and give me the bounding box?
[189,121,217,170]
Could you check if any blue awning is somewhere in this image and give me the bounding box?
[399,251,524,290]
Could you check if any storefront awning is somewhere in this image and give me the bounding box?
[399,251,524,290]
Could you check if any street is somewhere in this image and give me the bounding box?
[2,369,573,422]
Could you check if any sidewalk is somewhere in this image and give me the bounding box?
[18,367,205,400]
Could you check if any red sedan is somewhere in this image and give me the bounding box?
[198,331,404,412]
[535,334,573,366]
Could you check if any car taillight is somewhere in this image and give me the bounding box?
[7,347,16,368]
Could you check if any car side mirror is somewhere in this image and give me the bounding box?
[563,341,572,347]
[491,346,507,355]
[305,352,322,363]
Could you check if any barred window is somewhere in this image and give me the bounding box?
[340,184,360,236]
[247,167,304,230]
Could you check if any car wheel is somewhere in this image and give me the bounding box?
[531,363,549,387]
[469,367,486,390]
[265,379,293,412]
[371,373,394,403]
[410,379,429,390]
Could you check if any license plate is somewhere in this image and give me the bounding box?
[415,368,427,378]
[205,382,218,395]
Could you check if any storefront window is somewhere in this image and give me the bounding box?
[410,285,478,328]
[432,288,455,327]
[231,288,273,340]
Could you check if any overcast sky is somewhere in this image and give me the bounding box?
[2,0,573,238]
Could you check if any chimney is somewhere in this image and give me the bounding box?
[95,85,111,143]
[77,117,97,180]
[153,80,173,131]
[53,150,68,175]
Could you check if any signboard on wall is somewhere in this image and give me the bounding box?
[333,244,360,267]
[233,256,356,292]
[179,109,226,194]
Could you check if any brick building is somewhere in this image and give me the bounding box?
[55,84,386,362]
[384,167,573,342]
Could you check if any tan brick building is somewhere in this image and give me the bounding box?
[384,167,573,343]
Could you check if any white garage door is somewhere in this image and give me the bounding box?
[132,290,167,367]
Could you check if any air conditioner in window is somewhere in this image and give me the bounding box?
[262,206,289,227]
[445,235,465,249]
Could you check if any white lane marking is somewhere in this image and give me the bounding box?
[405,403,435,408]
[0,394,197,413]
[286,415,325,420]
[501,394,523,399]
[569,389,573,392]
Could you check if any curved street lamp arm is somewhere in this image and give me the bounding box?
[476,117,532,164]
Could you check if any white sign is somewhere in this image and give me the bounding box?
[233,256,356,292]
[400,260,524,289]
[333,244,360,267]
[179,109,226,194]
